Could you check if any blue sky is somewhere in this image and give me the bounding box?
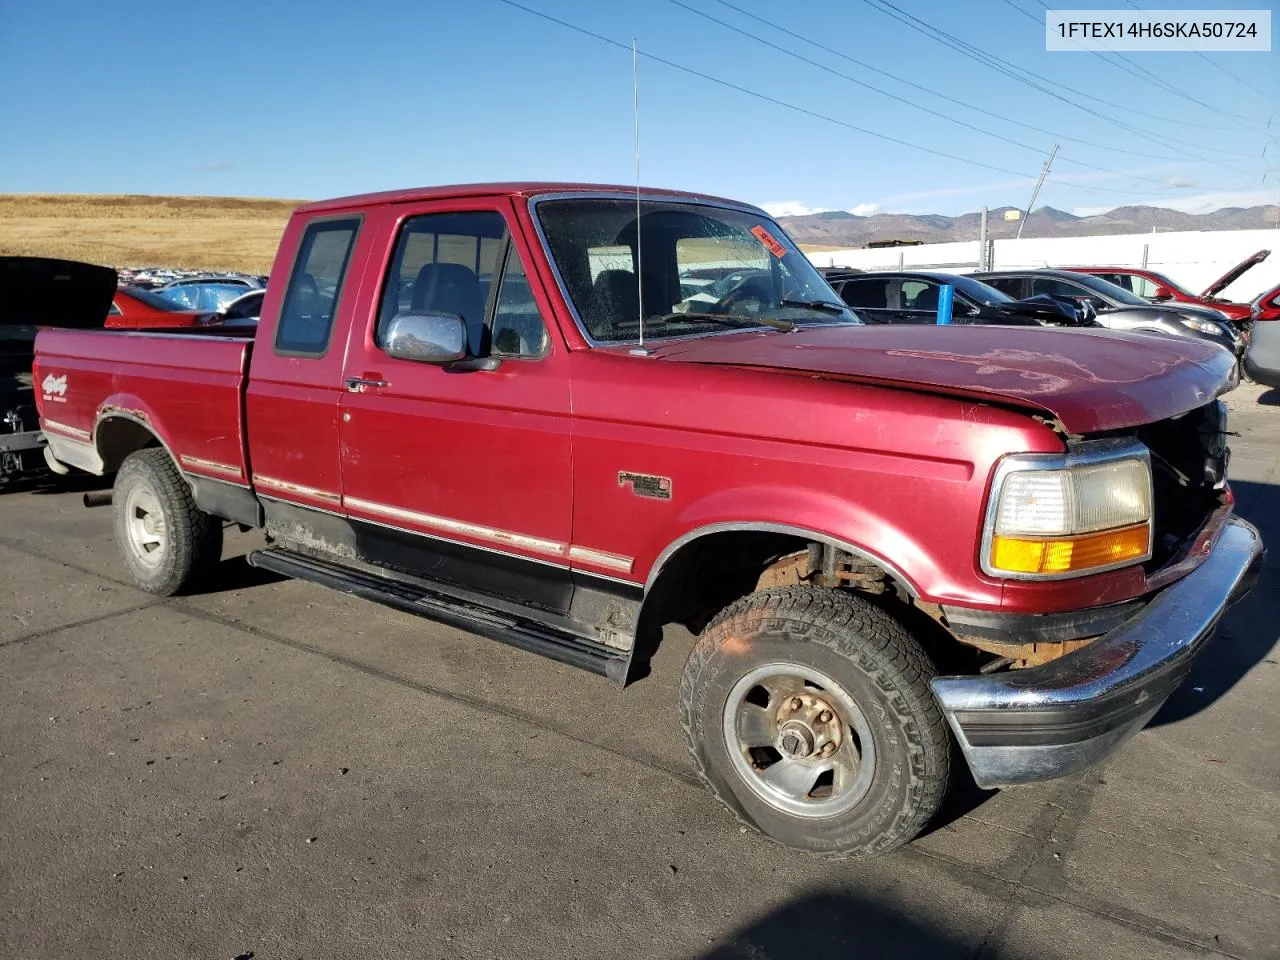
[0,0,1275,216]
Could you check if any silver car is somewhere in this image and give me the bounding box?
[1244,320,1280,388]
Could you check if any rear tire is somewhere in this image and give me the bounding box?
[680,585,950,859]
[112,448,222,596]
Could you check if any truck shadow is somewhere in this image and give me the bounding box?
[1147,477,1277,729]
[697,889,970,960]
[1256,387,1279,406]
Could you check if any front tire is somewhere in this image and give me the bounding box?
[680,585,951,859]
[112,448,222,596]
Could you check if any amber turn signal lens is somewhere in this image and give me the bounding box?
[990,523,1151,576]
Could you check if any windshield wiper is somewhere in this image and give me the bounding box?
[658,311,796,332]
[779,297,847,315]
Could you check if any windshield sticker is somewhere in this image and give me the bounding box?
[751,225,788,259]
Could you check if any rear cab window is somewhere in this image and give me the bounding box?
[275,217,361,356]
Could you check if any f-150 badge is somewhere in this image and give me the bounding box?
[618,471,672,500]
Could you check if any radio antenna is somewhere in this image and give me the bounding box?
[630,36,650,356]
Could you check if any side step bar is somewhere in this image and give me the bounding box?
[247,548,629,683]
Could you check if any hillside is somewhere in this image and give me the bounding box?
[2,194,1277,271]
[0,194,302,273]
[779,203,1280,248]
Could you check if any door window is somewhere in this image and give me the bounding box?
[275,217,360,356]
[981,276,1025,298]
[1129,276,1160,298]
[378,211,507,355]
[490,250,548,358]
[1031,277,1090,298]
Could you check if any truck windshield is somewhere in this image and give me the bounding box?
[534,197,859,343]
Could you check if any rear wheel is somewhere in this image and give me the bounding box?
[113,448,222,596]
[680,585,951,859]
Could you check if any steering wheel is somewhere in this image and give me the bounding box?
[713,274,775,315]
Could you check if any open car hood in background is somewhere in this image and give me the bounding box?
[1201,249,1269,299]
[1,256,117,329]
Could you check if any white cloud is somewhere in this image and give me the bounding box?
[848,203,881,216]
[1071,188,1278,217]
[1165,176,1198,189]
[760,201,831,217]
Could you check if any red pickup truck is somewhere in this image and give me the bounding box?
[33,183,1264,859]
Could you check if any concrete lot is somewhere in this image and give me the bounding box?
[2,384,1277,960]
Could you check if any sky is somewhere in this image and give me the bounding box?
[0,0,1276,217]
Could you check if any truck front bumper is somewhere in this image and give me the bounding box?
[931,517,1264,790]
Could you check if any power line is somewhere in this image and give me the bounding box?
[1117,0,1279,102]
[492,0,1030,177]
[679,0,1263,192]
[493,0,1258,203]
[860,0,1266,158]
[703,0,1259,164]
[1018,0,1266,128]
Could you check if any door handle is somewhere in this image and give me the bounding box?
[345,376,389,393]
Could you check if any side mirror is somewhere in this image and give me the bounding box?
[1150,293,1172,302]
[384,311,467,364]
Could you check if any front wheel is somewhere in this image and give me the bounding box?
[680,585,951,859]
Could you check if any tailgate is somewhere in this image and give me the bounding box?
[34,328,252,483]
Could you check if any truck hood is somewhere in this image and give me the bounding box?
[1201,249,1268,299]
[644,324,1236,434]
[1,256,117,329]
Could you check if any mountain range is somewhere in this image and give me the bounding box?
[778,204,1280,248]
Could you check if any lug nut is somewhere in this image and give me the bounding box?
[817,710,833,723]
[824,742,837,755]
[789,697,804,711]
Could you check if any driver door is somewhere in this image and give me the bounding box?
[337,198,575,613]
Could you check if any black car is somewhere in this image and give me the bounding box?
[824,270,1090,327]
[973,269,1240,354]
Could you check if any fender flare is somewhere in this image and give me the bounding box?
[642,521,922,598]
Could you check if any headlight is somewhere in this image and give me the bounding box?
[1180,316,1226,336]
[983,440,1153,579]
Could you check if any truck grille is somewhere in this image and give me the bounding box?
[1134,400,1229,569]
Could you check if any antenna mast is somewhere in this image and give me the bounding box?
[630,36,650,356]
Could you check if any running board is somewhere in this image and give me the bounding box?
[247,548,629,682]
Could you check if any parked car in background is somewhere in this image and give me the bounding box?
[1066,251,1269,328]
[1243,313,1280,388]
[974,269,1240,354]
[825,270,1092,327]
[214,289,265,327]
[1249,281,1280,323]
[155,276,262,313]
[109,286,214,328]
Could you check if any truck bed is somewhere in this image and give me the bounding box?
[34,328,253,484]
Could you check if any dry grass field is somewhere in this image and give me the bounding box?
[0,194,831,275]
[0,194,302,273]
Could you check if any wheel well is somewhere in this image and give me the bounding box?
[96,416,163,474]
[630,530,969,684]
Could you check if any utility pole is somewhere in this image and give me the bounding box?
[1016,143,1059,241]
[979,206,989,270]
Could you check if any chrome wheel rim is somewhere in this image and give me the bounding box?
[722,662,877,819]
[124,485,167,569]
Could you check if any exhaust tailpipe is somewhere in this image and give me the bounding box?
[83,491,113,508]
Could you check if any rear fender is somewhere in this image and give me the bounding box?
[93,393,181,475]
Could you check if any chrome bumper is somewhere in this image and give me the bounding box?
[931,517,1264,790]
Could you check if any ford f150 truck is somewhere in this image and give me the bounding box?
[34,183,1264,859]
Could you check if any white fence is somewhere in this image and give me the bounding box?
[803,228,1280,303]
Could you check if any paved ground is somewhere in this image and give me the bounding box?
[2,384,1277,960]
